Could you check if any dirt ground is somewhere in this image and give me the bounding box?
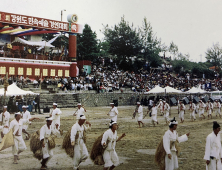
[0,105,219,170]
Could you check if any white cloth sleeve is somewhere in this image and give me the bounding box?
[51,128,60,136]
[204,136,211,160]
[40,126,45,141]
[9,121,19,135]
[21,119,29,124]
[70,125,77,143]
[114,107,118,115]
[163,132,171,155]
[177,134,188,143]
[58,109,62,114]
[0,113,2,122]
[183,105,186,110]
[5,113,10,122]
[101,131,108,146]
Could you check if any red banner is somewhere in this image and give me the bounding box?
[0,11,69,32]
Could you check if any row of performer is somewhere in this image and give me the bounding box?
[147,99,222,126]
[0,101,221,170]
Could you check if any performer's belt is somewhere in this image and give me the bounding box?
[210,156,215,159]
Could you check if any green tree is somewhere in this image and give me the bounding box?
[168,41,179,58]
[98,41,110,57]
[102,16,142,68]
[205,42,222,70]
[77,24,98,61]
[139,17,162,67]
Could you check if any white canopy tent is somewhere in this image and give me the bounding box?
[0,83,39,96]
[186,85,207,94]
[145,85,165,94]
[12,37,54,48]
[145,85,183,94]
[163,86,183,94]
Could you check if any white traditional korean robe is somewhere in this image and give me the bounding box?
[101,129,119,168]
[198,102,206,117]
[9,119,29,155]
[178,103,186,121]
[75,107,85,120]
[70,122,91,170]
[40,124,60,159]
[164,103,170,121]
[0,111,10,135]
[157,101,164,114]
[137,105,143,121]
[189,103,196,120]
[214,102,221,116]
[108,106,118,122]
[206,102,213,115]
[51,108,62,130]
[163,129,188,170]
[151,106,158,123]
[204,132,222,170]
[22,110,31,130]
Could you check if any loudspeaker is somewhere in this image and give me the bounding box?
[170,97,177,106]
[201,96,208,103]
[113,100,118,107]
[209,97,215,102]
[43,107,50,113]
[183,97,189,105]
[193,96,199,104]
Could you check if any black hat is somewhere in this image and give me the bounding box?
[213,121,220,129]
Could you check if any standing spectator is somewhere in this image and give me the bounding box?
[35,95,41,114]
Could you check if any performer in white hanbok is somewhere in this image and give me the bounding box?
[214,100,221,118]
[151,103,158,126]
[204,121,222,170]
[40,117,60,170]
[163,117,189,170]
[22,105,31,140]
[134,102,144,128]
[9,112,39,164]
[0,106,10,140]
[206,100,213,119]
[189,101,196,121]
[178,100,186,123]
[71,115,91,170]
[163,101,170,124]
[107,103,118,122]
[50,103,62,132]
[198,100,206,120]
[102,121,126,170]
[73,103,86,120]
[157,99,164,116]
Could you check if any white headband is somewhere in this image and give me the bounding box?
[53,103,57,106]
[79,115,86,120]
[109,121,117,127]
[46,117,53,121]
[169,121,178,126]
[3,106,7,109]
[15,112,21,115]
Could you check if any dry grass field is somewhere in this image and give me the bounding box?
[0,105,219,170]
